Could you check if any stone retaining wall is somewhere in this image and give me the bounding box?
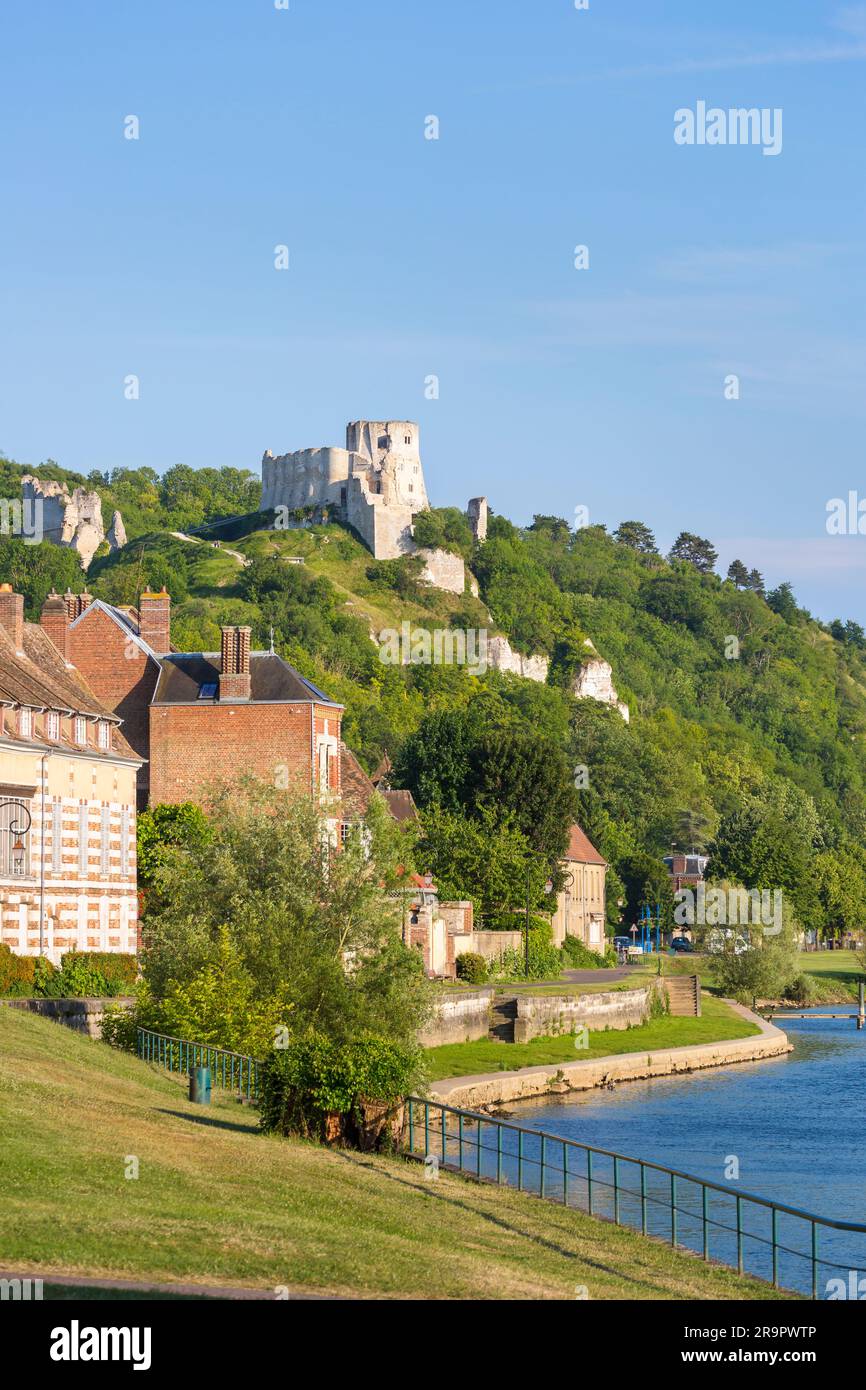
[430,1004,791,1110]
[419,989,493,1047]
[513,985,653,1042]
[0,996,133,1038]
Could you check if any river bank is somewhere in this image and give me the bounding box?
[429,1002,790,1110]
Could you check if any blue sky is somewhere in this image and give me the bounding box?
[2,0,865,620]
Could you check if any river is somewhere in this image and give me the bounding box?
[457,1009,866,1297]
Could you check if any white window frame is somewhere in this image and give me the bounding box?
[0,798,31,877]
[19,708,31,738]
[47,711,60,741]
[97,721,110,751]
[74,716,86,746]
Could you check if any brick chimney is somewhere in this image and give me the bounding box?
[41,590,72,662]
[220,625,252,701]
[139,588,171,654]
[0,583,24,653]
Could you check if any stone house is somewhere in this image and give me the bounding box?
[550,822,608,953]
[0,585,141,964]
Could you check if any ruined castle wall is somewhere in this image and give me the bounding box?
[261,448,350,512]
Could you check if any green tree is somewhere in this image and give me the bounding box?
[726,559,750,589]
[614,520,657,554]
[668,532,718,573]
[417,806,550,921]
[140,780,432,1048]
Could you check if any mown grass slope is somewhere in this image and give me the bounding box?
[0,1008,787,1300]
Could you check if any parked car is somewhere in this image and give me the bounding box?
[670,936,694,953]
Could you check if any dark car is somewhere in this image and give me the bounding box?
[670,936,694,953]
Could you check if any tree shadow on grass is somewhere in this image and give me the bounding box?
[329,1149,670,1294]
[157,1108,255,1135]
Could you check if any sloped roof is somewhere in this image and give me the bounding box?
[70,598,162,663]
[564,822,607,866]
[152,652,342,707]
[339,742,377,818]
[381,788,418,824]
[0,622,139,761]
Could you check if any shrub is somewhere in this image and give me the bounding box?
[259,1033,423,1149]
[561,936,609,969]
[782,972,819,1006]
[100,1003,140,1052]
[456,952,488,984]
[0,944,40,996]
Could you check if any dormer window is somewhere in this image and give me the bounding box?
[46,712,60,741]
[19,709,31,738]
[74,717,86,746]
[97,721,110,751]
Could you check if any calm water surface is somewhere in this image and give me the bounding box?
[464,1010,866,1295]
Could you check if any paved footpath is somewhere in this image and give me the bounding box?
[0,1269,336,1300]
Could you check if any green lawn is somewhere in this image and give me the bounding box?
[425,995,761,1081]
[0,1007,784,1301]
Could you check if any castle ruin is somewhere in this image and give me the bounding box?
[261,420,429,560]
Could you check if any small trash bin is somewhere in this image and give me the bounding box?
[190,1066,212,1105]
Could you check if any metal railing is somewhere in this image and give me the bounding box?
[137,1027,261,1100]
[404,1096,866,1300]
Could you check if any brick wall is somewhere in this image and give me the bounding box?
[149,701,340,805]
[68,607,158,798]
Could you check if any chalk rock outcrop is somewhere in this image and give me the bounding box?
[417,547,466,595]
[487,635,550,682]
[571,643,629,722]
[22,475,126,570]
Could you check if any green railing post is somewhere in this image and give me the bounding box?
[811,1222,818,1300]
[540,1136,547,1199]
[772,1208,779,1288]
[441,1105,447,1166]
[518,1130,524,1191]
[641,1163,647,1235]
[703,1185,709,1260]
[671,1173,677,1246]
[458,1113,464,1171]
[477,1121,483,1180]
[737,1196,743,1274]
[424,1102,430,1161]
[587,1149,593,1215]
[496,1123,503,1185]
[614,1156,620,1225]
[563,1143,568,1207]
[408,1100,414,1154]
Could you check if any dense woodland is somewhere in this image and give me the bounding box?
[3,450,866,940]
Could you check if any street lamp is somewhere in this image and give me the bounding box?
[0,800,31,876]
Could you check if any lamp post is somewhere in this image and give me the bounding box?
[0,800,31,877]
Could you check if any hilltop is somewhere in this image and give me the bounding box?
[2,449,866,936]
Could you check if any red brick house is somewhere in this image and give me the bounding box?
[40,587,363,826]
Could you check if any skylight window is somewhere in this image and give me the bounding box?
[198,682,218,699]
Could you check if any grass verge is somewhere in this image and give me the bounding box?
[424,995,761,1082]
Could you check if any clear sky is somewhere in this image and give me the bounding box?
[2,0,865,620]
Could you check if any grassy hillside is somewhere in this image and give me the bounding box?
[3,448,866,934]
[0,1007,786,1300]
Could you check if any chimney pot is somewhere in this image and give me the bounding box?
[139,589,171,654]
[219,625,252,701]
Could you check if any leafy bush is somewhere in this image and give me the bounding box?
[560,935,608,969]
[100,1003,140,1052]
[0,947,137,998]
[259,1033,423,1148]
[455,952,488,984]
[0,944,41,996]
[782,972,819,1006]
